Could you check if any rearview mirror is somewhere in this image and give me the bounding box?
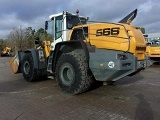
[45,21,48,30]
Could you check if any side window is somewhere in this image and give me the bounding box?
[70,27,88,40]
[46,21,54,40]
[66,16,87,29]
[55,15,63,39]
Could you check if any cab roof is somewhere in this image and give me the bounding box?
[49,11,88,20]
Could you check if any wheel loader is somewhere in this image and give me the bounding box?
[9,9,150,94]
[1,47,12,57]
[146,39,160,63]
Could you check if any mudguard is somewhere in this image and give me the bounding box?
[51,40,89,73]
[9,49,47,74]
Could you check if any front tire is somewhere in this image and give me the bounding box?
[55,51,92,94]
[21,53,38,82]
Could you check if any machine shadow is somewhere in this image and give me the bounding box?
[134,94,153,120]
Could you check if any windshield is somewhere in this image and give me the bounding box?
[66,15,87,29]
[149,40,160,46]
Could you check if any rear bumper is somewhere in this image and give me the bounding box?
[89,48,149,82]
[128,60,150,76]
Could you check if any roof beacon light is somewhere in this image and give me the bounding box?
[76,9,79,14]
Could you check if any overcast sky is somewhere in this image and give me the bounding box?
[0,0,159,39]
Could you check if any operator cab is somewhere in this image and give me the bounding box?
[45,11,88,50]
[148,39,160,46]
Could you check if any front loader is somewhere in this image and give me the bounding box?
[9,9,150,94]
[146,39,160,63]
[1,47,12,57]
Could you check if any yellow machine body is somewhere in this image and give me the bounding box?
[69,23,146,61]
[36,40,51,57]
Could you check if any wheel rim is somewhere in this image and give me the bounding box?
[60,62,75,86]
[23,61,30,75]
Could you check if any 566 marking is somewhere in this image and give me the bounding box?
[96,27,120,36]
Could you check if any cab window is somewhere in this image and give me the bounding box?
[55,15,63,39]
[66,16,87,29]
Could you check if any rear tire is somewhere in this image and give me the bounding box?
[21,53,38,82]
[55,51,92,94]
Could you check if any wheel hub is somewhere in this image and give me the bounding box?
[60,63,75,86]
[23,61,30,75]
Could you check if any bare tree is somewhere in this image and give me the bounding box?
[0,39,6,51]
[7,26,26,52]
[24,27,35,49]
[7,26,52,53]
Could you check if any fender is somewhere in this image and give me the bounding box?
[9,48,47,74]
[52,40,89,73]
[23,49,47,69]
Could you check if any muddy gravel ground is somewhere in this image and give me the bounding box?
[0,57,160,120]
